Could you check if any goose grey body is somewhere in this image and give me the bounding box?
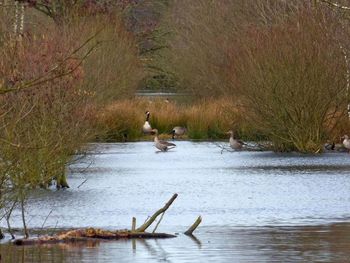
[226,130,244,150]
[152,129,176,151]
[342,135,350,152]
[171,126,187,139]
[142,111,152,134]
[324,142,335,151]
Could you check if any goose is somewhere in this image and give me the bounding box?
[171,126,187,139]
[226,130,244,150]
[342,135,350,152]
[152,129,176,152]
[142,111,152,134]
[324,141,335,151]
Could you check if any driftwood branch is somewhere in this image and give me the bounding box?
[184,216,202,235]
[136,193,178,232]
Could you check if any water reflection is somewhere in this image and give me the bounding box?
[2,223,350,262]
[232,164,350,173]
[2,142,350,262]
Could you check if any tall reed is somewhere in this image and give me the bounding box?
[94,98,247,141]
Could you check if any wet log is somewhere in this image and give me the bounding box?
[13,228,176,246]
[184,216,202,235]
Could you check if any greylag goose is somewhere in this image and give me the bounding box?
[171,126,187,139]
[324,142,335,151]
[142,111,152,134]
[152,129,176,152]
[342,135,350,152]
[226,130,244,150]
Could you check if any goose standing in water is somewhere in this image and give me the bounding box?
[152,129,176,152]
[171,126,187,139]
[342,135,350,152]
[324,141,335,151]
[226,130,244,150]
[142,111,152,134]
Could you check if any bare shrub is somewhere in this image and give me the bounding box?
[159,0,303,97]
[0,2,144,236]
[81,14,145,102]
[160,0,350,152]
[231,8,348,152]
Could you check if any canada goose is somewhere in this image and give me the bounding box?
[152,129,176,152]
[226,130,244,150]
[142,111,152,134]
[342,135,350,152]
[171,126,187,139]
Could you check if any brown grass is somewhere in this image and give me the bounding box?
[94,97,249,141]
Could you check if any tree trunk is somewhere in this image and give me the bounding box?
[57,174,70,189]
[20,197,29,239]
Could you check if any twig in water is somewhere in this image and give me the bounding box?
[38,210,53,237]
[136,194,178,232]
[184,216,202,235]
[143,216,150,224]
[50,221,59,236]
[152,212,165,233]
[77,178,88,189]
[5,200,17,239]
[212,142,233,154]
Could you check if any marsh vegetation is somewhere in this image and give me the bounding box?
[1,0,350,251]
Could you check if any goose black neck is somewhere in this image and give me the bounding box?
[146,113,150,121]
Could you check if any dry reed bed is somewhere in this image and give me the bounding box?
[94,98,244,141]
[94,97,350,146]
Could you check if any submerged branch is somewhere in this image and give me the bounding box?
[184,216,202,235]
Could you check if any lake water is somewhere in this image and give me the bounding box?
[2,141,350,262]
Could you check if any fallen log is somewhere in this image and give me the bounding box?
[13,194,180,246]
[13,228,176,245]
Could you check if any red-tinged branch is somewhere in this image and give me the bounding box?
[0,30,102,95]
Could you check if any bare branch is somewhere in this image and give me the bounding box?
[319,0,350,10]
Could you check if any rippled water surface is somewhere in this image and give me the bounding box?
[2,142,350,262]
